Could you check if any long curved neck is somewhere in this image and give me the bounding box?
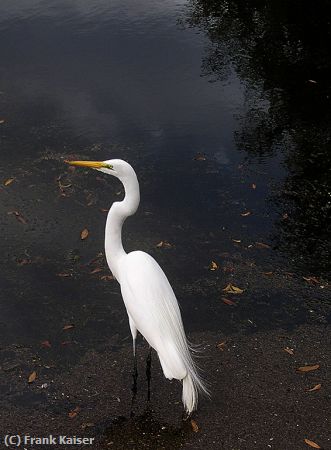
[105,172,140,281]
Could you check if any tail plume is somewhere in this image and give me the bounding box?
[182,364,209,415]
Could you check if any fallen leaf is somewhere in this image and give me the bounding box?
[282,213,289,219]
[80,228,89,240]
[0,119,5,124]
[307,383,322,392]
[63,324,75,331]
[308,79,318,84]
[100,208,109,213]
[81,422,95,430]
[100,275,114,281]
[217,341,227,351]
[303,276,319,285]
[304,438,321,448]
[4,177,15,186]
[194,153,206,161]
[90,267,103,274]
[209,261,219,271]
[223,283,244,294]
[251,183,256,189]
[297,364,320,373]
[262,271,274,276]
[283,347,294,355]
[41,340,51,348]
[8,210,28,224]
[56,272,71,277]
[232,239,241,243]
[17,258,32,266]
[190,419,199,432]
[255,242,271,249]
[68,406,81,419]
[222,297,236,306]
[28,371,37,383]
[156,240,172,248]
[241,211,251,217]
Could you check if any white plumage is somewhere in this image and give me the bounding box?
[66,158,208,414]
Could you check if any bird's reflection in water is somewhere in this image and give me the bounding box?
[99,410,189,449]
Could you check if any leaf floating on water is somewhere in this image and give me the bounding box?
[255,242,271,249]
[4,177,15,186]
[28,371,37,383]
[297,364,320,373]
[190,419,199,432]
[209,261,219,271]
[41,340,51,348]
[241,211,251,217]
[193,152,206,161]
[223,283,244,294]
[156,240,172,248]
[80,228,89,240]
[222,297,236,306]
[283,347,294,355]
[304,438,321,448]
[63,324,75,331]
[307,383,322,392]
[68,406,81,419]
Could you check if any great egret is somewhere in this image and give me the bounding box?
[65,159,208,414]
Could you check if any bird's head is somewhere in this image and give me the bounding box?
[65,159,135,181]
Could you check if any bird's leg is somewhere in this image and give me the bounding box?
[146,347,152,401]
[130,339,138,417]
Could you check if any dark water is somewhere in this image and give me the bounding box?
[0,0,330,426]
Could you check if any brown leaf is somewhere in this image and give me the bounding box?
[81,422,95,430]
[296,364,320,373]
[307,383,322,392]
[232,239,241,243]
[100,275,114,281]
[17,258,32,266]
[190,419,199,432]
[8,210,28,224]
[222,297,236,306]
[263,271,274,276]
[303,276,320,285]
[223,283,244,294]
[209,261,219,271]
[251,183,256,189]
[0,119,5,124]
[56,272,71,277]
[41,340,51,348]
[304,438,321,448]
[90,267,103,274]
[4,177,15,186]
[63,324,75,331]
[68,406,81,419]
[194,153,206,161]
[28,371,37,383]
[217,341,227,351]
[255,242,271,249]
[80,228,89,240]
[156,240,172,248]
[283,347,294,355]
[99,208,109,213]
[241,211,251,217]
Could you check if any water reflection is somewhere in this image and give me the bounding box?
[186,0,331,276]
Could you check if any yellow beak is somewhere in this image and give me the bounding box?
[64,160,106,169]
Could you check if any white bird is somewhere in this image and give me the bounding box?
[65,158,208,414]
